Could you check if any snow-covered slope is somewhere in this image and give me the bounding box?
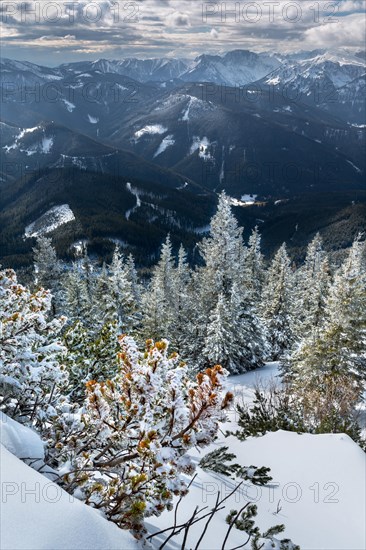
[25,204,75,238]
[0,414,140,550]
[61,57,188,82]
[183,50,281,86]
[1,366,365,550]
[148,364,366,550]
[260,49,366,123]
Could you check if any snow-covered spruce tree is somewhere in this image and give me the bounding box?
[197,192,266,373]
[0,268,67,426]
[198,192,245,300]
[292,233,330,340]
[169,245,192,353]
[140,235,176,341]
[110,246,140,334]
[286,235,366,437]
[63,263,93,324]
[230,281,269,370]
[92,263,118,328]
[203,293,237,372]
[48,336,233,536]
[33,235,62,314]
[261,244,294,360]
[242,226,265,301]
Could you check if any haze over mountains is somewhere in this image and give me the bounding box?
[1,48,365,266]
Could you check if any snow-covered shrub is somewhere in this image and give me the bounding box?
[0,268,67,426]
[200,446,272,485]
[63,320,120,402]
[48,336,233,535]
[226,504,300,549]
[232,380,306,441]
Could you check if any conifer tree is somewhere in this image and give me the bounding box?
[33,236,62,314]
[261,244,294,360]
[199,192,245,299]
[287,235,366,433]
[203,293,237,372]
[196,193,268,372]
[64,263,92,323]
[230,281,269,370]
[242,226,265,300]
[93,263,117,328]
[141,235,175,341]
[170,245,192,352]
[110,246,139,334]
[125,253,141,305]
[293,233,330,339]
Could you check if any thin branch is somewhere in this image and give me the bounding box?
[194,491,220,550]
[221,503,250,550]
[181,506,199,550]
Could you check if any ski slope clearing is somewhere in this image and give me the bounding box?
[25,204,75,238]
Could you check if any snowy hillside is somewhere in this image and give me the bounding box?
[0,415,141,550]
[2,365,365,550]
[25,204,75,238]
[147,364,366,550]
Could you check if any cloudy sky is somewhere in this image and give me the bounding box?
[1,0,365,64]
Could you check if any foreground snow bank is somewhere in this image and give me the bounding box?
[227,430,366,550]
[0,412,44,461]
[149,430,366,550]
[0,413,141,549]
[1,363,365,550]
[0,445,141,550]
[148,364,366,550]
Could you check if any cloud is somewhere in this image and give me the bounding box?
[303,13,365,49]
[0,0,365,63]
[166,11,190,27]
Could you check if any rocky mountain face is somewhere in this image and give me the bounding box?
[1,49,365,266]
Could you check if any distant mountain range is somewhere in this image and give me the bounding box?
[0,48,365,266]
[2,48,365,122]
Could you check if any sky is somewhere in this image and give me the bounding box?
[0,0,365,65]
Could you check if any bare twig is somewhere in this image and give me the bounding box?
[221,503,249,550]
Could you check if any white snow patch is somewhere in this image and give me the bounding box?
[134,124,167,140]
[228,194,258,207]
[347,159,362,173]
[177,181,189,190]
[153,134,175,157]
[2,126,40,152]
[41,136,53,153]
[87,114,99,124]
[241,193,258,204]
[267,75,281,85]
[125,182,141,220]
[25,204,75,238]
[62,99,76,112]
[190,136,213,160]
[0,443,140,550]
[0,412,44,460]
